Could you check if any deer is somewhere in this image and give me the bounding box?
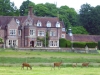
[82,62,89,67]
[51,60,62,70]
[72,63,77,68]
[21,62,32,70]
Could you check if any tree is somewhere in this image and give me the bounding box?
[79,3,100,35]
[0,0,19,16]
[72,26,88,34]
[19,0,35,16]
[58,6,78,29]
[45,3,57,17]
[34,3,49,16]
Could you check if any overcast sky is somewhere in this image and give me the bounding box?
[10,0,100,11]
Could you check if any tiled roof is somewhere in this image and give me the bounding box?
[0,16,64,28]
[66,34,100,42]
[0,16,27,29]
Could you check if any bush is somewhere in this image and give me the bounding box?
[73,42,86,48]
[98,41,100,50]
[86,42,97,48]
[66,40,71,47]
[59,38,68,48]
[0,38,4,44]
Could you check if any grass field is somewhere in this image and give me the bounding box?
[0,67,100,75]
[0,49,100,75]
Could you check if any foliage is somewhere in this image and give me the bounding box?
[98,41,100,50]
[58,6,78,28]
[19,0,35,16]
[72,26,88,34]
[86,42,97,48]
[73,42,86,48]
[0,38,4,44]
[0,0,19,16]
[59,38,67,47]
[79,3,100,35]
[66,40,71,47]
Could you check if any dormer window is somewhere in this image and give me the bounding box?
[56,21,60,27]
[46,21,51,27]
[16,19,20,26]
[37,20,42,27]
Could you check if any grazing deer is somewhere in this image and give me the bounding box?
[72,63,77,68]
[82,62,89,67]
[51,60,62,70]
[21,63,32,70]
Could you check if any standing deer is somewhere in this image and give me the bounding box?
[72,63,77,68]
[51,60,62,70]
[21,63,32,70]
[82,62,89,67]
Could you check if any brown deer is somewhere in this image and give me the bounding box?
[82,62,89,67]
[51,60,62,70]
[21,63,32,70]
[72,63,77,68]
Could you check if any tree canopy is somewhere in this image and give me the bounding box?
[0,0,19,16]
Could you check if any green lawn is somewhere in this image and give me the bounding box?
[0,49,100,75]
[0,67,100,75]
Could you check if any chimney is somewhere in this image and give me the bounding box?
[28,6,33,16]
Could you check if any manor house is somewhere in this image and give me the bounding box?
[0,7,66,48]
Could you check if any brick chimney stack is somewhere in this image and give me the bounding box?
[28,6,33,16]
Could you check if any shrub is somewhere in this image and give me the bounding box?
[66,40,71,47]
[0,38,4,44]
[59,38,67,48]
[86,42,97,48]
[98,41,100,50]
[73,42,86,48]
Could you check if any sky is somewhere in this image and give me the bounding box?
[10,0,100,12]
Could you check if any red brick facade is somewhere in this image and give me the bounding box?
[0,7,66,48]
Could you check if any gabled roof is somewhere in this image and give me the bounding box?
[0,16,27,29]
[66,34,100,42]
[0,16,64,28]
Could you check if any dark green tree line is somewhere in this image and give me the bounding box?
[79,3,100,35]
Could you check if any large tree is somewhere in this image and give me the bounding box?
[58,6,78,29]
[79,3,100,35]
[0,0,19,16]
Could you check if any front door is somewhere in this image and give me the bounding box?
[30,41,34,47]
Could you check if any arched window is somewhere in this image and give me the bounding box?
[56,21,60,27]
[46,21,51,27]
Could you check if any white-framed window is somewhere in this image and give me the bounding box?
[62,28,65,31]
[38,31,45,36]
[50,31,56,36]
[9,29,16,36]
[37,20,42,26]
[9,40,16,46]
[30,29,35,36]
[9,40,12,46]
[46,21,51,27]
[50,41,57,47]
[13,40,16,46]
[56,21,60,27]
[61,34,65,38]
[18,30,21,36]
[50,41,53,46]
[37,41,42,47]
